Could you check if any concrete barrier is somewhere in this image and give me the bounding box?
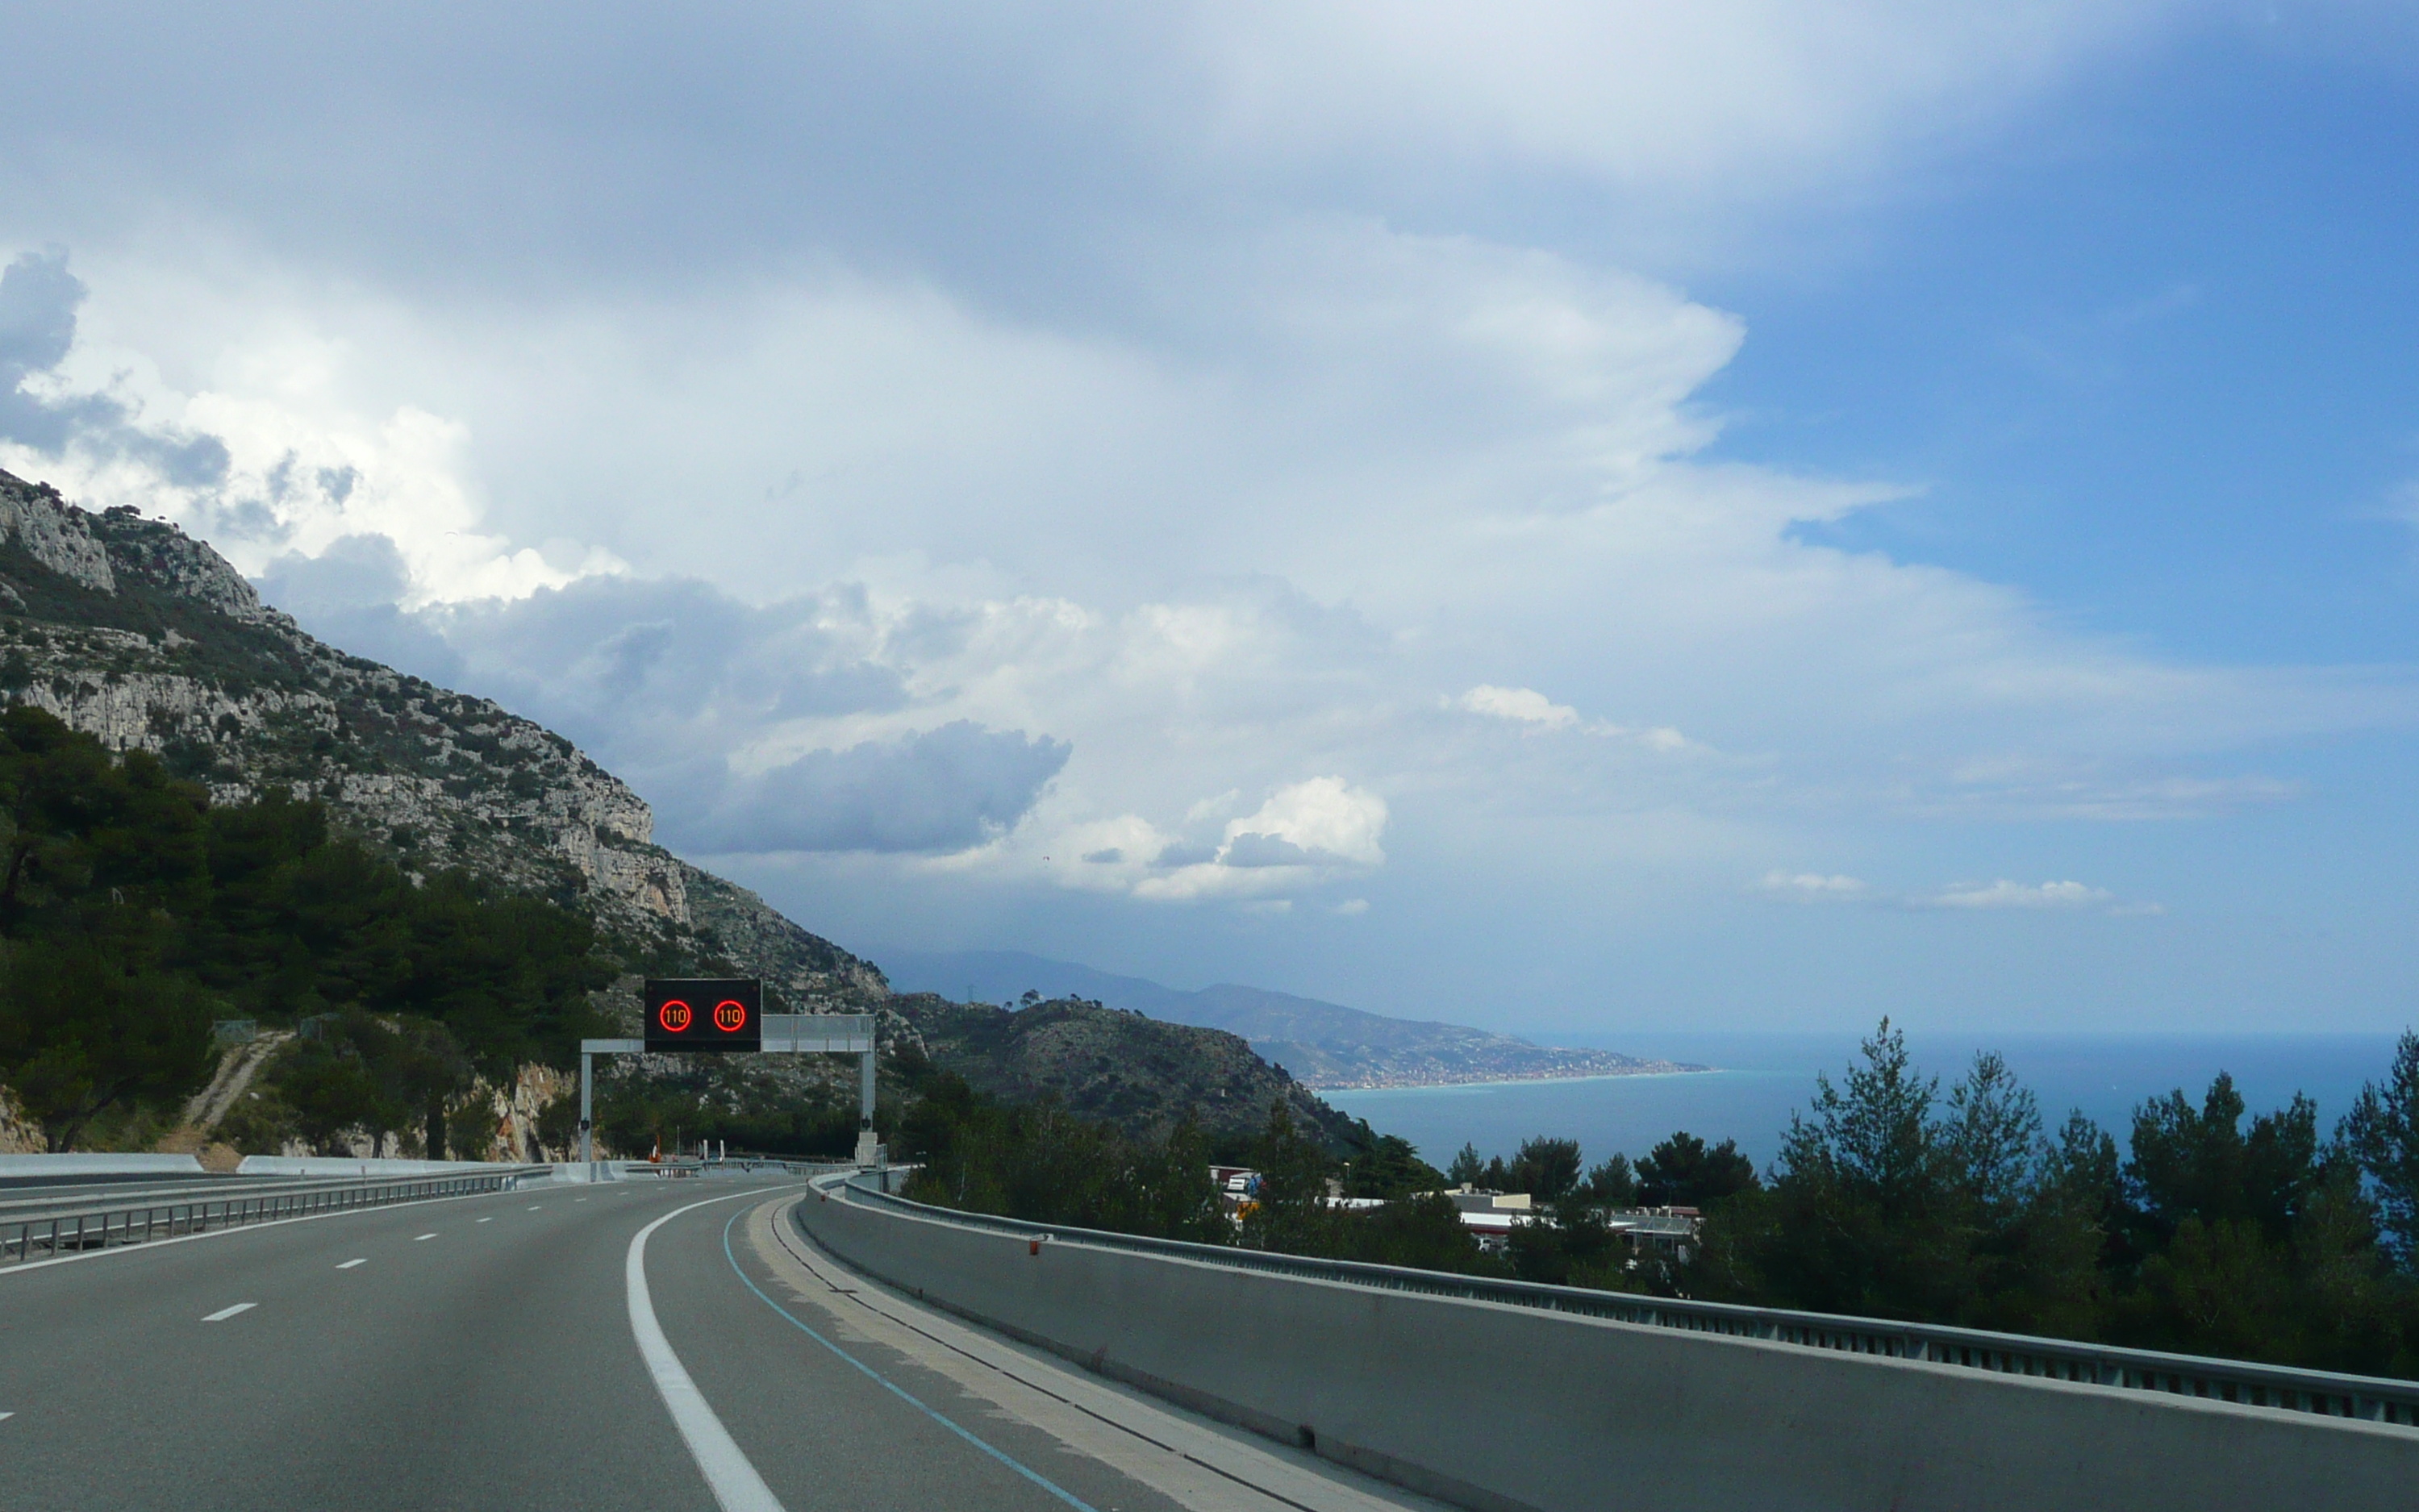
[0,1153,206,1181]
[236,1156,527,1178]
[798,1182,2419,1512]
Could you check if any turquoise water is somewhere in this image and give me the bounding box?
[1321,1032,2407,1171]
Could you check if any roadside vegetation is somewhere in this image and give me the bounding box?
[1694,1019,2419,1379]
[0,706,611,1153]
[900,1012,2419,1381]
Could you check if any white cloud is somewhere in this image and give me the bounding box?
[1459,685,1580,731]
[1224,777,1388,867]
[1940,755,2301,821]
[1457,684,1701,753]
[1758,871,2164,916]
[1085,777,1393,902]
[0,251,623,607]
[0,5,2192,310]
[15,234,2397,907]
[1758,870,1871,901]
[0,7,2392,1028]
[1928,880,2118,910]
[1190,2,2178,206]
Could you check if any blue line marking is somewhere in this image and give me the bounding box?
[720,1209,1101,1512]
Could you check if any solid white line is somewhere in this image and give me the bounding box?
[628,1192,790,1512]
[413,1233,436,1242]
[201,1302,256,1322]
[337,1259,366,1269]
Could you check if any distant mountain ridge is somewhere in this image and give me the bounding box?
[888,993,1358,1148]
[880,950,1706,1089]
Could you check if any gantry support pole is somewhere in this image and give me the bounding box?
[578,1050,594,1168]
[854,1049,880,1167]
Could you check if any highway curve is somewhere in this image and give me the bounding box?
[0,1176,1433,1512]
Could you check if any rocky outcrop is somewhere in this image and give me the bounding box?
[476,1063,578,1163]
[0,476,114,593]
[88,506,270,623]
[0,1085,43,1155]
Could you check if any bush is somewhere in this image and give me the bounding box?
[902,1070,1228,1243]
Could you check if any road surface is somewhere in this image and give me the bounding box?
[0,1175,1436,1512]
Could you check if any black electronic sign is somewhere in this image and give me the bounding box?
[644,978,762,1053]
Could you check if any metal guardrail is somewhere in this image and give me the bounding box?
[1,1168,544,1267]
[604,1158,856,1180]
[0,1178,280,1218]
[834,1176,2419,1431]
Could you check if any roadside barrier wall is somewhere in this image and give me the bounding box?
[236,1156,519,1178]
[797,1181,2417,1512]
[0,1154,206,1180]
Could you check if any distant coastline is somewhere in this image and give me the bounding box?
[1301,1060,1715,1093]
[882,948,1705,1093]
[1321,1031,2407,1175]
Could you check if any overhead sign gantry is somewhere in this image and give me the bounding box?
[578,977,879,1169]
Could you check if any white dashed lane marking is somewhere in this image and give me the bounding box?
[201,1303,256,1322]
[337,1259,366,1270]
[476,1217,493,1223]
[527,1205,542,1210]
[0,1410,15,1422]
[413,1233,436,1242]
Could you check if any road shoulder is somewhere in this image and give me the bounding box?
[741,1197,1446,1512]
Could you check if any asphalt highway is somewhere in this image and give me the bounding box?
[0,1175,1435,1512]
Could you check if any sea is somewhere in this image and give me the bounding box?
[1320,1031,2408,1172]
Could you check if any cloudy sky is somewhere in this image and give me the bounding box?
[3,3,2417,1037]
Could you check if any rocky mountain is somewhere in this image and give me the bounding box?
[0,468,886,1025]
[0,467,1357,1156]
[884,949,1708,1089]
